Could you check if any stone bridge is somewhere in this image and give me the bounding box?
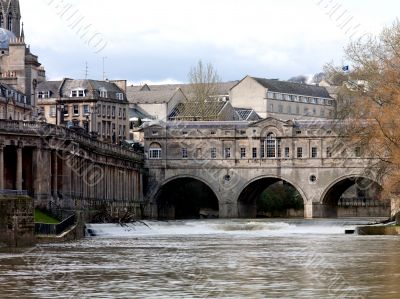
[143,118,390,219]
[0,120,144,219]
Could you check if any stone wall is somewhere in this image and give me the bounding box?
[0,196,35,247]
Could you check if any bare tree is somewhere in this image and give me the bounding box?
[187,60,222,121]
[328,21,400,223]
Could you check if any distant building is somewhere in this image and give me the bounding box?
[37,79,130,143]
[127,81,239,121]
[230,76,336,120]
[0,82,31,120]
[127,88,187,121]
[0,0,46,110]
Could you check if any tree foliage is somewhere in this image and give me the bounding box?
[257,183,303,216]
[327,21,400,222]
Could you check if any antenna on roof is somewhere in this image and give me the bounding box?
[84,62,89,79]
[102,57,107,81]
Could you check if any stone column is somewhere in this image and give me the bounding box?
[0,144,4,190]
[16,143,23,191]
[52,150,58,197]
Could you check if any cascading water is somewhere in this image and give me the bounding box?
[85,219,378,238]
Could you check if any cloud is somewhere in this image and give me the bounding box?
[20,0,400,82]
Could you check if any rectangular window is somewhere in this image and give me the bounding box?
[83,105,90,115]
[278,105,283,113]
[102,105,106,117]
[79,90,85,97]
[63,105,69,116]
[269,104,274,112]
[107,106,111,117]
[252,147,257,159]
[50,106,56,117]
[297,147,303,158]
[149,149,161,159]
[123,108,126,119]
[287,106,292,114]
[112,106,116,118]
[100,90,107,98]
[326,147,332,158]
[119,108,122,118]
[73,104,79,116]
[296,106,300,114]
[97,122,101,134]
[285,147,290,158]
[225,148,231,159]
[240,148,246,159]
[182,148,188,159]
[211,148,217,159]
[116,93,124,101]
[312,147,318,158]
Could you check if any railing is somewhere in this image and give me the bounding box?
[0,120,144,162]
[35,214,76,235]
[338,197,389,208]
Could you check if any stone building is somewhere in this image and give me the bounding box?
[143,118,388,219]
[230,76,336,120]
[0,0,46,110]
[0,82,30,120]
[127,81,239,121]
[127,88,187,121]
[37,79,130,143]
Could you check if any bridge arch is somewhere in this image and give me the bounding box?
[236,175,308,218]
[155,175,221,220]
[319,174,389,218]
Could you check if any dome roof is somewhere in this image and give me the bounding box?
[0,28,16,49]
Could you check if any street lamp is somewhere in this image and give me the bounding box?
[85,114,90,133]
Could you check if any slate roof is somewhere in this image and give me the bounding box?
[37,81,62,95]
[129,106,154,121]
[127,89,181,104]
[127,81,239,97]
[234,108,261,121]
[168,101,228,120]
[251,77,332,98]
[37,79,128,102]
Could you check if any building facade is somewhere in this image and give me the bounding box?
[0,0,46,109]
[143,118,388,219]
[230,76,336,120]
[37,79,130,143]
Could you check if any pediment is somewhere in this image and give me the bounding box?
[250,117,294,137]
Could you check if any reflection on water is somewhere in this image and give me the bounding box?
[0,219,400,299]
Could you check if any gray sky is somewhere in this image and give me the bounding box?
[21,0,399,84]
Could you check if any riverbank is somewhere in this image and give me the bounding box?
[357,224,400,235]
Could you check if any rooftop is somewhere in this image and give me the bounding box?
[250,77,332,98]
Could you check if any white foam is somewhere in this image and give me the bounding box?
[85,219,362,238]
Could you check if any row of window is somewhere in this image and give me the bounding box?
[97,122,126,138]
[48,104,91,117]
[267,92,334,106]
[48,104,127,119]
[38,90,124,100]
[0,12,13,32]
[149,146,362,160]
[96,105,126,119]
[268,103,333,117]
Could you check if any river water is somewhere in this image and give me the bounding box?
[0,219,399,299]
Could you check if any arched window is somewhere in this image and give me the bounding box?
[149,143,162,160]
[266,133,277,158]
[7,12,12,31]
